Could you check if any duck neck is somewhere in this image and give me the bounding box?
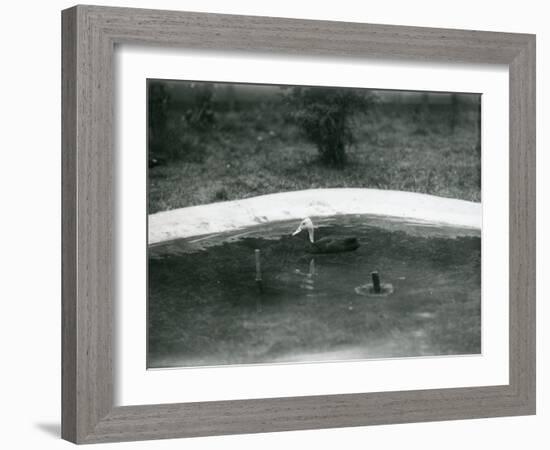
[307,227,315,243]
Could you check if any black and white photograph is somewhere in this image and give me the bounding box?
[147,80,482,369]
[2,0,543,447]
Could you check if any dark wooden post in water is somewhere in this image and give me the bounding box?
[255,249,264,296]
[255,249,262,281]
[371,271,381,294]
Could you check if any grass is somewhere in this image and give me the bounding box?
[148,103,481,214]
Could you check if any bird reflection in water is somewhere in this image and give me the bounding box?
[295,258,317,295]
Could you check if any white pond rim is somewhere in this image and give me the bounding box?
[148,188,481,245]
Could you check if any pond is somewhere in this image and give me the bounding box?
[148,214,481,369]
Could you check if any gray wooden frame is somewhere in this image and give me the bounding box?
[62,4,536,444]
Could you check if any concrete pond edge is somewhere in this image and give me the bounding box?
[148,188,481,244]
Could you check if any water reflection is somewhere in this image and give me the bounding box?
[294,258,316,293]
[148,215,481,368]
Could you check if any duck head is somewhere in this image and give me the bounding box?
[292,217,315,243]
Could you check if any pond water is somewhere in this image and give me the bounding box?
[148,214,481,368]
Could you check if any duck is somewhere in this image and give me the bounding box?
[291,217,360,254]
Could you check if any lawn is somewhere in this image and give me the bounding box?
[148,88,481,214]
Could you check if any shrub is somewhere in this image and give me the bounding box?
[148,81,170,159]
[148,81,215,162]
[285,87,376,168]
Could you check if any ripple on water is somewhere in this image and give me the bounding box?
[148,214,481,368]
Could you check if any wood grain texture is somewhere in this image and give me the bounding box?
[61,4,536,444]
[508,36,536,410]
[61,7,77,443]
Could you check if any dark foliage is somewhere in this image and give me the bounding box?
[148,81,215,162]
[285,87,376,168]
[147,82,170,157]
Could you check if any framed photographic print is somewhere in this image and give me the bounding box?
[62,5,536,444]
